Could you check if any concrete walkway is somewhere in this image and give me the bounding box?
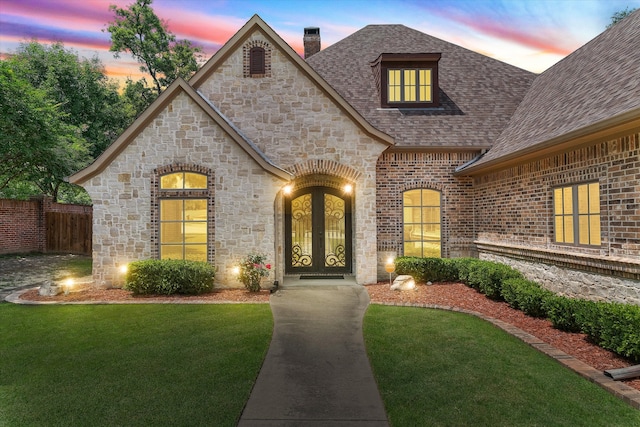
[237,285,389,426]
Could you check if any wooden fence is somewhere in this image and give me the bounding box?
[45,211,92,255]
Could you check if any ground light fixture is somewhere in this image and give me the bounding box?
[385,257,395,286]
[64,278,74,295]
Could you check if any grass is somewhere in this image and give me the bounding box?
[52,256,92,280]
[0,304,273,427]
[364,305,640,426]
[3,270,639,426]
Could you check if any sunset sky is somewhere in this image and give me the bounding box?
[1,0,639,87]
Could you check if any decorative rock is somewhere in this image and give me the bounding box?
[38,281,61,296]
[390,275,415,291]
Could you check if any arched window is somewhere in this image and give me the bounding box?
[403,189,441,257]
[250,47,265,75]
[159,172,208,261]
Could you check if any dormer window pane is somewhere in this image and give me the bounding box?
[388,69,401,102]
[419,69,432,101]
[404,70,416,101]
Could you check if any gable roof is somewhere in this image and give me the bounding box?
[306,24,536,150]
[69,78,293,185]
[459,10,640,175]
[189,14,394,146]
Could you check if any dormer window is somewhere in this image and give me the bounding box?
[372,53,441,108]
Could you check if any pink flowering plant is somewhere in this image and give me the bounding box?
[237,253,271,292]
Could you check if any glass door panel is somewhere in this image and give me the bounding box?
[324,194,346,267]
[290,193,313,268]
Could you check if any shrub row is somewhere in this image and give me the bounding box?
[395,256,640,362]
[124,259,215,295]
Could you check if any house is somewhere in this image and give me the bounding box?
[70,13,640,304]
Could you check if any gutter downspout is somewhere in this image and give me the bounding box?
[454,149,487,174]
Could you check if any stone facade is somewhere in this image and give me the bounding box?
[82,29,388,287]
[481,253,640,306]
[83,91,284,287]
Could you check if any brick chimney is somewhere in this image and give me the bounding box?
[304,27,320,59]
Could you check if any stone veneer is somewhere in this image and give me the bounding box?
[84,30,388,287]
[481,252,640,305]
[473,132,640,304]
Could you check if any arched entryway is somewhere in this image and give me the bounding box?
[284,186,352,275]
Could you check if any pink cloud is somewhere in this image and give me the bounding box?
[2,0,115,33]
[433,8,576,57]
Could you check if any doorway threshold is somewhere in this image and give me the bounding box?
[282,275,357,288]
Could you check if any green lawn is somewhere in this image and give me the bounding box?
[0,304,273,427]
[364,305,640,426]
[3,302,639,427]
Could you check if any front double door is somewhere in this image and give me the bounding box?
[285,187,352,274]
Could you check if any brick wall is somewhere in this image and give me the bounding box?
[473,132,640,301]
[0,196,92,255]
[376,151,476,278]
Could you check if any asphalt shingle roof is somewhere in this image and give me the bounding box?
[470,11,640,169]
[306,24,536,149]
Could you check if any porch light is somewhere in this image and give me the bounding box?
[343,184,353,194]
[283,184,293,195]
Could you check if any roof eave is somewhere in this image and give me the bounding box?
[69,78,190,185]
[455,108,640,176]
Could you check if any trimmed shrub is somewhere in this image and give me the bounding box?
[451,258,484,285]
[394,257,458,283]
[583,302,640,362]
[501,278,554,318]
[394,257,426,281]
[545,297,640,361]
[465,260,522,300]
[544,296,585,333]
[395,257,458,283]
[124,259,215,295]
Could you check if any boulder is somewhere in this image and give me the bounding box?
[390,275,416,291]
[38,281,61,296]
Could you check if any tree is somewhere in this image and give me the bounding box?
[607,7,637,28]
[1,41,133,203]
[106,0,202,109]
[0,62,89,202]
[8,41,132,158]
